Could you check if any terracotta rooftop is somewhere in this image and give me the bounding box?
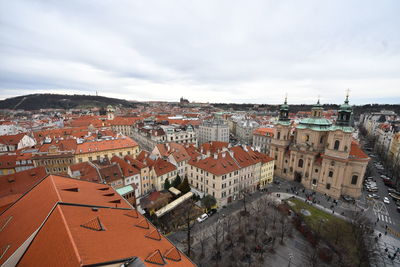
[76,137,138,154]
[189,152,240,176]
[69,162,101,183]
[0,175,133,266]
[200,141,229,155]
[230,146,260,168]
[153,158,177,177]
[349,141,369,160]
[253,127,274,137]
[0,133,26,146]
[1,175,194,266]
[0,166,47,213]
[111,156,140,177]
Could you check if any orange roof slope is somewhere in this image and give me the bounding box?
[69,162,101,182]
[190,152,240,176]
[76,137,138,154]
[253,128,274,137]
[111,156,140,176]
[153,158,177,177]
[0,166,47,212]
[0,133,26,145]
[230,146,260,168]
[349,141,369,160]
[0,175,131,266]
[200,141,229,155]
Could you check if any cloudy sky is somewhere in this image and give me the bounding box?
[1,0,399,104]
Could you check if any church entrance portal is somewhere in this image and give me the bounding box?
[294,172,302,183]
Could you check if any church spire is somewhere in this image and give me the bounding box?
[336,90,353,126]
[279,94,289,121]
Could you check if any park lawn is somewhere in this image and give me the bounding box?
[288,198,360,266]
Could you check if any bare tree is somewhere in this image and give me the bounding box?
[348,211,379,266]
[181,200,197,258]
[305,243,320,267]
[211,220,223,266]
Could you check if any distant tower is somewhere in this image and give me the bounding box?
[336,91,353,126]
[311,98,324,118]
[106,105,115,120]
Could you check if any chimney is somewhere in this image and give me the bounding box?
[213,153,218,159]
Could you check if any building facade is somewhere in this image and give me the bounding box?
[253,128,274,154]
[198,120,229,145]
[270,96,369,199]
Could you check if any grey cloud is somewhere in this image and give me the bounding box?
[0,0,399,104]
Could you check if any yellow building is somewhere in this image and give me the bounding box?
[259,155,275,188]
[75,137,140,163]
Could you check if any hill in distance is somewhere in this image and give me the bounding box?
[0,93,138,110]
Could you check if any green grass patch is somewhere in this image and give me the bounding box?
[288,198,360,266]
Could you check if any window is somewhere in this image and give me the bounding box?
[312,179,317,185]
[351,175,358,185]
[326,183,331,190]
[328,171,333,177]
[315,169,318,173]
[298,159,303,168]
[320,136,324,144]
[334,140,340,150]
[277,132,281,139]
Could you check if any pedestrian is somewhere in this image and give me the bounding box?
[385,231,387,235]
[379,233,382,238]
[385,224,388,230]
[377,217,379,222]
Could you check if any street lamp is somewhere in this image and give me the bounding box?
[288,253,293,267]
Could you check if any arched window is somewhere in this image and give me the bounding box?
[298,159,303,168]
[277,132,281,140]
[351,175,358,185]
[328,171,333,177]
[320,136,324,144]
[334,140,340,150]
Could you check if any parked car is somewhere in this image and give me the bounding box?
[389,193,400,201]
[367,194,380,199]
[207,209,217,217]
[342,195,355,203]
[197,213,209,223]
[383,197,390,204]
[387,188,398,194]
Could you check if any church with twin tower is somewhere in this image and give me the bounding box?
[269,94,369,199]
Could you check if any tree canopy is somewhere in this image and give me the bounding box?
[201,195,217,210]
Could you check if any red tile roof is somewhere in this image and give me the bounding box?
[76,137,138,154]
[0,133,26,146]
[111,156,140,177]
[349,141,369,160]
[200,141,229,155]
[153,158,177,177]
[69,162,101,183]
[253,127,274,137]
[230,146,260,168]
[189,152,240,176]
[0,167,47,213]
[124,155,146,169]
[155,143,191,163]
[3,175,193,266]
[110,116,142,126]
